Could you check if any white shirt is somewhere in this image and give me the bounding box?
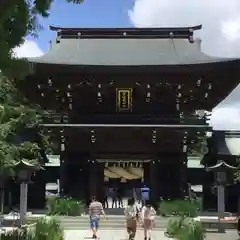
[141,206,156,220]
[124,205,138,220]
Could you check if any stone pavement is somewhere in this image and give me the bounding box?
[64,229,239,240]
[64,229,171,240]
[205,230,239,240]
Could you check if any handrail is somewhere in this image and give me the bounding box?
[42,113,207,125]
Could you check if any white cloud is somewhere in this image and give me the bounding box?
[14,40,43,58]
[129,0,240,130]
[129,0,240,57]
[211,106,240,130]
[210,85,240,130]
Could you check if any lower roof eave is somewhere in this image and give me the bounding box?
[39,123,211,130]
[28,59,240,74]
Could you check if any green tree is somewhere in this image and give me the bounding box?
[188,135,208,157]
[0,73,45,163]
[0,73,49,212]
[0,0,83,212]
[0,0,83,76]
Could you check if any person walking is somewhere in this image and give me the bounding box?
[141,185,150,206]
[117,186,124,208]
[103,186,109,208]
[141,200,156,240]
[135,188,142,205]
[111,188,118,208]
[124,198,139,240]
[89,196,107,239]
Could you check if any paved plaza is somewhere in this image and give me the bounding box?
[64,229,239,240]
[65,229,171,240]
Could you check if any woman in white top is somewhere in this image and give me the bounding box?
[141,200,156,240]
[124,198,139,240]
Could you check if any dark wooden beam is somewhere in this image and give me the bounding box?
[49,25,202,40]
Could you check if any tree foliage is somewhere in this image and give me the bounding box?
[0,0,84,177]
[0,73,46,178]
[0,0,83,76]
[188,135,208,157]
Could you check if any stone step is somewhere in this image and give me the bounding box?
[61,224,168,230]
[57,216,169,230]
[57,216,167,220]
[104,208,125,215]
[61,226,168,230]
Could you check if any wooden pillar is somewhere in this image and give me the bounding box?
[28,171,46,209]
[143,162,150,188]
[150,161,159,205]
[144,161,159,206]
[89,161,104,202]
[179,153,188,198]
[59,86,67,197]
[89,160,97,198]
[96,162,104,202]
[59,129,66,197]
[71,155,89,204]
[148,154,184,201]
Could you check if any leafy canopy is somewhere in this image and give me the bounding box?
[0,0,83,76]
[0,0,84,176]
[0,73,45,177]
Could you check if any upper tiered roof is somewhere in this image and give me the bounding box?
[24,25,240,111]
[28,25,240,67]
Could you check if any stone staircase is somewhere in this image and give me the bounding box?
[57,215,169,230]
[105,207,125,215]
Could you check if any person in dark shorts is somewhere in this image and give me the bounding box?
[111,188,118,208]
[89,196,106,239]
[117,186,123,208]
[103,186,108,208]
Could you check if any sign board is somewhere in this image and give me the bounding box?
[116,88,133,112]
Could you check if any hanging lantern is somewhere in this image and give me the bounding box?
[104,176,109,182]
[121,178,127,183]
[105,162,108,167]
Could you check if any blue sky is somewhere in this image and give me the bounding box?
[31,0,133,52]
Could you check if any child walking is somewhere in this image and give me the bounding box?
[89,196,107,239]
[141,200,156,240]
[124,198,139,240]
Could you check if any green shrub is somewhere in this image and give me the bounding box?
[47,196,84,216]
[34,217,64,240]
[0,217,63,240]
[0,228,34,240]
[165,217,184,237]
[159,199,201,217]
[177,218,205,240]
[165,217,205,240]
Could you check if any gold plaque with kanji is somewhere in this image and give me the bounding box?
[116,88,132,112]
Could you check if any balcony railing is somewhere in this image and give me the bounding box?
[41,113,208,125]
